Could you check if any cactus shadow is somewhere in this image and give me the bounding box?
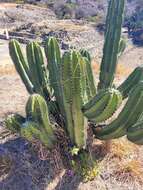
[54,171,81,190]
[0,137,62,190]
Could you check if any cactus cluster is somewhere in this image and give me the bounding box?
[6,0,143,151]
[6,94,56,149]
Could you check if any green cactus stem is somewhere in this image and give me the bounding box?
[9,40,34,93]
[118,66,143,99]
[62,51,87,148]
[127,120,143,145]
[26,94,56,145]
[45,37,64,112]
[93,82,143,140]
[82,89,122,123]
[21,121,55,148]
[26,42,50,99]
[98,0,125,89]
[80,49,96,101]
[80,49,91,63]
[9,40,51,100]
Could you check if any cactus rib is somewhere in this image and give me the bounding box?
[118,66,143,99]
[9,40,34,93]
[92,90,122,123]
[127,120,143,145]
[45,37,64,112]
[98,0,125,89]
[83,89,122,123]
[26,94,56,145]
[62,51,87,148]
[93,82,143,140]
[26,42,50,99]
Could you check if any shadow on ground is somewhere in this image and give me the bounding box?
[0,136,82,190]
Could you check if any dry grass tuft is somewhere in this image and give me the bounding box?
[92,60,133,77]
[0,154,13,182]
[0,65,16,75]
[114,160,143,185]
[110,138,139,159]
[92,61,100,74]
[116,64,133,77]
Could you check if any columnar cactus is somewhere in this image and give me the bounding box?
[9,40,34,94]
[80,50,96,101]
[7,0,143,152]
[45,38,63,111]
[9,40,50,100]
[61,51,87,148]
[26,42,50,99]
[98,0,125,89]
[22,94,56,148]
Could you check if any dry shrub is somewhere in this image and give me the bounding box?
[110,138,139,159]
[0,154,13,182]
[116,64,133,77]
[114,160,143,185]
[92,59,133,77]
[0,65,16,75]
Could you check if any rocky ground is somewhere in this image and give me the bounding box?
[1,3,143,190]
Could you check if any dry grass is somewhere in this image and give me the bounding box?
[114,160,143,185]
[110,138,139,158]
[92,60,133,77]
[0,65,16,75]
[97,138,143,189]
[116,64,133,77]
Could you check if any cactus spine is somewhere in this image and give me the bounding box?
[98,0,125,89]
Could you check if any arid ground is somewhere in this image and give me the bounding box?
[0,3,143,190]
